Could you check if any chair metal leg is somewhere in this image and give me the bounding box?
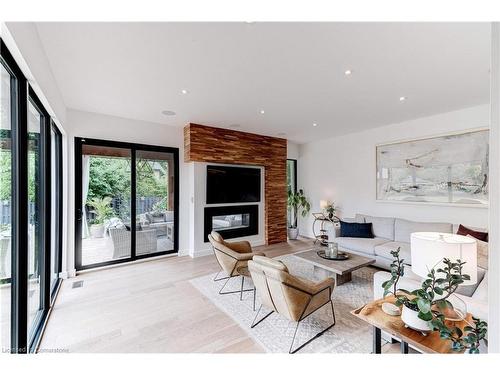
[218,275,254,295]
[213,270,230,282]
[289,300,337,354]
[251,304,274,328]
[253,287,256,311]
[240,276,245,301]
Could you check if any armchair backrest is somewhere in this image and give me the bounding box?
[208,231,239,275]
[249,256,314,321]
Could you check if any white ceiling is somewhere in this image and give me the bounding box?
[34,22,490,143]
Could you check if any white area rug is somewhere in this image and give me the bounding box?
[190,253,376,353]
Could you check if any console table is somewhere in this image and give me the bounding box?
[351,296,472,354]
[311,213,338,246]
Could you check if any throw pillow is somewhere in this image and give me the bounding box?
[339,221,374,238]
[457,224,488,242]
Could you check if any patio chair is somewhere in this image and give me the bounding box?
[109,227,158,259]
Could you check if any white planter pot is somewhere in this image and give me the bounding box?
[401,305,433,334]
[90,224,105,238]
[287,227,299,240]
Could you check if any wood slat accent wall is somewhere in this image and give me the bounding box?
[184,123,287,244]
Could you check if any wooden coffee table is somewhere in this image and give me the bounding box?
[292,249,375,285]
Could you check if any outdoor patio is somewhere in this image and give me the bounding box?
[81,235,174,267]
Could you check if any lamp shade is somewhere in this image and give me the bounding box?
[320,200,329,209]
[411,232,477,285]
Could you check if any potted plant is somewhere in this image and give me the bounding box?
[324,203,337,220]
[287,189,311,240]
[87,196,114,238]
[382,248,488,353]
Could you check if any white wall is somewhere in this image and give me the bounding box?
[287,141,299,160]
[189,162,265,257]
[64,109,190,276]
[3,22,66,124]
[298,104,490,238]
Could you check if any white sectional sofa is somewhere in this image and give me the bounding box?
[327,213,454,269]
[328,213,489,321]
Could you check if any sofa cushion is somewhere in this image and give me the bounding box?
[472,271,488,302]
[363,215,395,240]
[454,267,487,297]
[354,214,366,223]
[402,265,486,298]
[339,221,374,238]
[335,237,389,255]
[394,218,452,243]
[374,241,411,265]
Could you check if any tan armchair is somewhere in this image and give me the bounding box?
[248,255,336,353]
[208,231,265,299]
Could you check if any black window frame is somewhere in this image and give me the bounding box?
[1,38,64,354]
[49,122,63,301]
[74,137,180,271]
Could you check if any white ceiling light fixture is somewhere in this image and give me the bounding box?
[344,69,352,76]
[260,109,265,114]
[161,110,176,116]
[312,123,318,127]
[181,89,189,94]
[399,96,407,102]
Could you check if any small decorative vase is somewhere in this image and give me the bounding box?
[401,305,433,334]
[287,227,299,240]
[327,242,338,258]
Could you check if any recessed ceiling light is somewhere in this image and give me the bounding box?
[260,110,265,114]
[399,96,407,102]
[181,89,188,94]
[161,110,176,116]
[312,123,318,127]
[344,69,352,76]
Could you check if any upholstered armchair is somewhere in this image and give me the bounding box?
[208,231,265,297]
[248,255,336,353]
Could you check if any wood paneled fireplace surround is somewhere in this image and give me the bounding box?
[184,123,287,245]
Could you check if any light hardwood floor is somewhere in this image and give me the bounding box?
[39,238,403,353]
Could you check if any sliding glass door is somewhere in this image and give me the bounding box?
[27,100,43,340]
[75,138,179,270]
[136,150,176,254]
[1,39,63,353]
[0,58,13,351]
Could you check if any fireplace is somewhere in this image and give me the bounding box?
[204,205,259,242]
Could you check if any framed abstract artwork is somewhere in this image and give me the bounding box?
[376,129,489,206]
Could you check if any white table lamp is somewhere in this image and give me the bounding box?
[411,232,477,285]
[320,200,329,210]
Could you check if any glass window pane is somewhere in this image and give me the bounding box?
[136,150,175,254]
[27,101,42,337]
[0,63,12,350]
[81,145,131,266]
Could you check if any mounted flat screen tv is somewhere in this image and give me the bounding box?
[206,165,261,204]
